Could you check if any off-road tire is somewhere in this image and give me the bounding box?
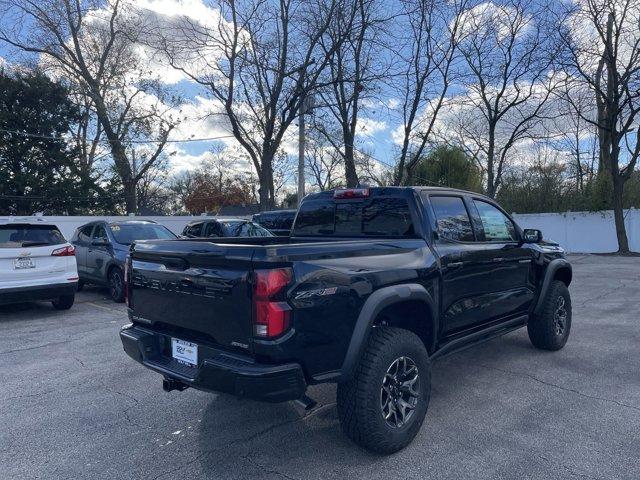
[336,327,431,454]
[528,280,571,351]
[52,294,75,310]
[108,267,125,303]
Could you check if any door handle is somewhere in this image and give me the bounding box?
[448,261,464,268]
[493,257,505,263]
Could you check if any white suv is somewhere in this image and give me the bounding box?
[0,218,78,309]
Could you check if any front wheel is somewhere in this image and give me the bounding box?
[528,280,572,351]
[52,294,75,310]
[108,268,125,303]
[336,327,431,454]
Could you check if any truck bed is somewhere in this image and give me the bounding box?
[127,236,428,357]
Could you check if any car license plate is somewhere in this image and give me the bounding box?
[14,257,35,269]
[171,338,198,367]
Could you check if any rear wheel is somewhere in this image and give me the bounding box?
[337,327,431,454]
[108,268,125,303]
[528,280,571,351]
[77,280,85,292]
[52,294,75,310]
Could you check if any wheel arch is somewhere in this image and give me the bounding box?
[533,258,572,316]
[337,284,438,382]
[106,262,123,281]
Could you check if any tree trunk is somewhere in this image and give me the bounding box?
[123,180,137,214]
[487,129,496,198]
[344,141,359,188]
[258,152,275,210]
[399,164,413,186]
[611,176,630,254]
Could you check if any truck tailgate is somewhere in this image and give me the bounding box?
[128,240,256,351]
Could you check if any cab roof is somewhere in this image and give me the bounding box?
[303,186,492,202]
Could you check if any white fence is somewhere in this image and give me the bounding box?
[513,209,639,253]
[3,209,638,253]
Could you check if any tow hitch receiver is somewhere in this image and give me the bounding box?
[163,377,189,392]
[294,394,317,411]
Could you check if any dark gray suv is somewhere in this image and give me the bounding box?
[71,220,176,302]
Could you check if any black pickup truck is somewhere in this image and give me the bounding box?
[120,187,572,453]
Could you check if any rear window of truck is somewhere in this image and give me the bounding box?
[0,224,66,248]
[293,197,416,237]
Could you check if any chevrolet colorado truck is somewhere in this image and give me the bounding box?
[120,187,572,453]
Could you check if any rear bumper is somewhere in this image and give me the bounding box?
[119,325,307,403]
[0,282,76,305]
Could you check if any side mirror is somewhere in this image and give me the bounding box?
[522,229,542,243]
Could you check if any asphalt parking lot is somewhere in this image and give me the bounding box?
[1,254,639,480]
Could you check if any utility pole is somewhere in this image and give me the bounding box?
[298,97,305,207]
[297,93,314,207]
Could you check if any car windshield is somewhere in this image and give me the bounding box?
[108,223,176,244]
[219,220,273,237]
[0,224,66,248]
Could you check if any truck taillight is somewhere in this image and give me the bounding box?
[51,245,75,256]
[253,268,292,338]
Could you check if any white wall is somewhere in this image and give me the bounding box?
[4,209,638,253]
[513,209,639,253]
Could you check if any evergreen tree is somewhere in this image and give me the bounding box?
[0,70,84,215]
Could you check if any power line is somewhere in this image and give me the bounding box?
[0,128,235,144]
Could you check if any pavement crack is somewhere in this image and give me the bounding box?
[0,338,73,355]
[0,324,117,356]
[478,364,640,413]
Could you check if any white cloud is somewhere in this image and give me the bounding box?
[457,2,529,43]
[357,118,387,137]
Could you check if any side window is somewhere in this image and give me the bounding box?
[246,222,269,237]
[238,222,252,237]
[473,200,518,242]
[430,196,474,242]
[204,222,223,237]
[186,223,203,237]
[252,223,271,237]
[92,224,108,242]
[79,225,94,243]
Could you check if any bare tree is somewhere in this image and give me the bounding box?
[392,0,468,185]
[305,132,343,189]
[154,0,352,209]
[313,0,388,187]
[0,0,177,213]
[454,0,561,197]
[559,0,640,253]
[550,85,599,192]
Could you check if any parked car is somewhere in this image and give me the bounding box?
[181,218,273,238]
[0,218,78,309]
[252,209,296,236]
[120,187,572,454]
[72,220,176,302]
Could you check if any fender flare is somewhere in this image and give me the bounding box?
[337,283,437,382]
[533,258,572,316]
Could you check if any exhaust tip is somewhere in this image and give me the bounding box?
[163,377,189,392]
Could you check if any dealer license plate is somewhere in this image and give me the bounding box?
[14,257,35,269]
[171,338,198,367]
